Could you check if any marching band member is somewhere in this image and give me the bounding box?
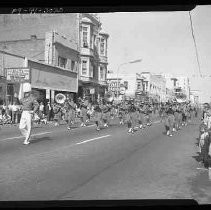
[164,103,175,137]
[66,98,77,130]
[53,102,62,126]
[19,83,39,145]
[138,102,146,129]
[118,101,126,125]
[126,100,136,134]
[79,97,88,127]
[101,100,111,128]
[86,100,92,123]
[93,99,102,131]
[144,103,152,126]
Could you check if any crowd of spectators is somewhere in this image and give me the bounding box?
[0,101,54,126]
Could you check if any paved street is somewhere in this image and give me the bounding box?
[0,116,210,204]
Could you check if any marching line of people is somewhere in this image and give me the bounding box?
[4,82,201,146]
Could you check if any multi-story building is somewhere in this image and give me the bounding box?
[107,72,145,100]
[0,13,80,104]
[0,13,109,103]
[190,90,200,104]
[163,73,190,102]
[140,72,167,103]
[78,13,109,101]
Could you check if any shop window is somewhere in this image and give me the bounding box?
[58,56,67,68]
[82,60,87,75]
[71,60,75,71]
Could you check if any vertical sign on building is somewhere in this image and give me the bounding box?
[51,90,55,103]
[46,89,50,100]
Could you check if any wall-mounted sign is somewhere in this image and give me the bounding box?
[6,68,30,83]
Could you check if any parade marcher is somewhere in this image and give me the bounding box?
[177,104,183,130]
[164,103,175,137]
[126,100,136,133]
[110,101,116,120]
[118,101,126,125]
[138,102,146,129]
[101,100,111,128]
[145,103,153,126]
[19,83,39,145]
[79,97,88,127]
[172,103,179,132]
[52,102,62,126]
[66,98,77,130]
[93,100,102,131]
[86,100,92,123]
[181,103,188,126]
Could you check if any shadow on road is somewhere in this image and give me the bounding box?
[192,154,202,163]
[187,170,211,204]
[30,136,52,144]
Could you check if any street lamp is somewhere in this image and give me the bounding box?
[116,59,142,100]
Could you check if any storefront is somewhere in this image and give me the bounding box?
[29,59,78,104]
[4,58,78,105]
[0,76,6,105]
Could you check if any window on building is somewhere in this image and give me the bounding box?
[82,26,88,48]
[90,61,93,78]
[100,38,105,55]
[58,56,67,68]
[137,82,141,89]
[100,66,104,80]
[82,60,87,75]
[71,60,75,71]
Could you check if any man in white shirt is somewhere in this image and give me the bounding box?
[11,102,19,124]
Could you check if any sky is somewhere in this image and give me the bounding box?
[98,5,211,103]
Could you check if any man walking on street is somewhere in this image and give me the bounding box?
[19,83,39,145]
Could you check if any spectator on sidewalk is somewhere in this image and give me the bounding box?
[8,102,13,120]
[39,102,44,117]
[45,101,53,122]
[11,102,19,124]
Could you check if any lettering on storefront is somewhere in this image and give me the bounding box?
[5,68,30,83]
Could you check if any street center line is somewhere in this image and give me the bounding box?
[0,131,51,142]
[20,135,112,158]
[76,135,111,145]
[0,124,96,142]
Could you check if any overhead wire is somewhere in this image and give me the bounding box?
[188,11,202,77]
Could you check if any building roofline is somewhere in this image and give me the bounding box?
[0,38,45,43]
[0,50,25,59]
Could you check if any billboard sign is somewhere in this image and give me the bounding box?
[6,68,30,83]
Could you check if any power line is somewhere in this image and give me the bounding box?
[188,11,202,77]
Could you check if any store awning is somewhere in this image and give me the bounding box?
[29,60,78,93]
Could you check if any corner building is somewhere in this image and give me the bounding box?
[78,13,109,101]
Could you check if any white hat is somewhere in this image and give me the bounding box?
[22,82,32,93]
